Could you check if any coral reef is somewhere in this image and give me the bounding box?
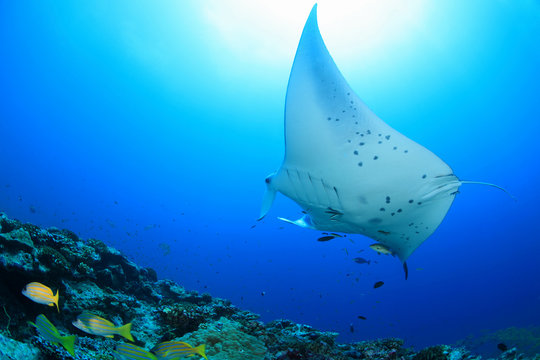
[457,327,540,358]
[0,212,539,360]
[180,317,267,360]
[0,333,40,360]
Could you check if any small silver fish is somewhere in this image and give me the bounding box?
[369,243,394,256]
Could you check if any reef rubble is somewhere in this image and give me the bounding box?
[0,212,538,360]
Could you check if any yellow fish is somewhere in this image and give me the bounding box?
[28,314,76,356]
[114,343,157,360]
[152,340,208,360]
[72,312,133,341]
[22,282,59,312]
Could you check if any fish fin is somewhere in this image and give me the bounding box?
[194,344,208,360]
[60,334,76,356]
[278,215,315,229]
[53,289,60,312]
[116,322,134,342]
[259,176,277,220]
[27,321,36,328]
[403,262,409,280]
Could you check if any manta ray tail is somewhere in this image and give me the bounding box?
[403,262,408,280]
[460,181,516,201]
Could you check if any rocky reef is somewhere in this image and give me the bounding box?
[0,212,538,360]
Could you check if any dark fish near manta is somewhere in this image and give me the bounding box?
[353,257,370,265]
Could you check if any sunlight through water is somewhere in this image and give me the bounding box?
[201,0,428,65]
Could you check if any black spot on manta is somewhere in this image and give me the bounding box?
[358,162,363,167]
[404,150,409,153]
[356,132,360,135]
[373,156,378,160]
[378,134,382,137]
[377,230,391,235]
[353,150,358,155]
[359,142,365,146]
[378,141,382,144]
[422,174,427,179]
[385,135,390,140]
[391,212,395,216]
[393,146,397,150]
[366,130,371,134]
[417,202,422,205]
[369,218,383,224]
[408,199,414,203]
[327,117,332,120]
[379,207,385,211]
[385,196,391,204]
[397,209,402,213]
[335,118,340,121]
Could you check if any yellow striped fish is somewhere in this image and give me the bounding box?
[152,341,208,360]
[28,314,76,356]
[114,343,157,360]
[72,312,133,341]
[22,282,59,312]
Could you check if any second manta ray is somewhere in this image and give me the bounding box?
[259,5,509,278]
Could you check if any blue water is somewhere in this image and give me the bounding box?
[1,0,539,350]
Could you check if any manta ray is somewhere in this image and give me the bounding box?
[259,4,509,276]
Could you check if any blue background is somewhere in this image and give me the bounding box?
[1,0,539,351]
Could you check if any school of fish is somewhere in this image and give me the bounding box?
[22,282,208,359]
